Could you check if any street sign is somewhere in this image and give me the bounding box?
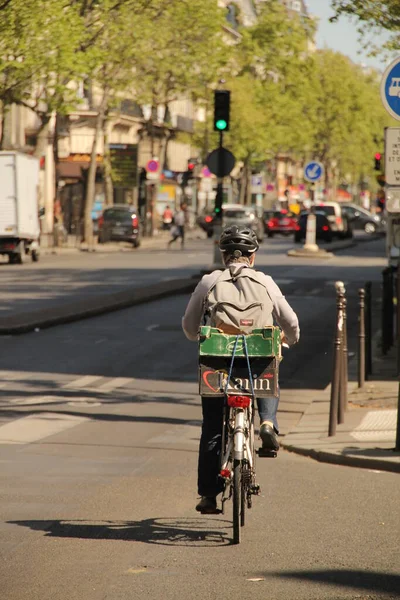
[385,127,400,185]
[146,159,159,173]
[381,57,400,121]
[304,161,324,182]
[206,148,235,178]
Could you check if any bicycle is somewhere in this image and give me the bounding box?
[199,326,281,545]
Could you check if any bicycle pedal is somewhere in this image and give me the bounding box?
[250,485,261,495]
[256,448,278,458]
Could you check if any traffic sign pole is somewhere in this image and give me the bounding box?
[303,162,324,252]
[213,131,224,267]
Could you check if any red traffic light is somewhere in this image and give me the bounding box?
[375,152,382,160]
[188,162,195,171]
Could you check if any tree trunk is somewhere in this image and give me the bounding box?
[103,116,113,206]
[239,165,246,204]
[245,164,252,205]
[33,114,52,159]
[0,102,8,149]
[83,96,107,245]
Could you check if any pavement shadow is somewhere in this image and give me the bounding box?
[8,517,233,547]
[267,568,400,596]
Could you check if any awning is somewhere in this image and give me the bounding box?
[57,162,83,180]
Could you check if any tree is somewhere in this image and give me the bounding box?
[330,1,400,53]
[306,49,394,194]
[0,0,85,152]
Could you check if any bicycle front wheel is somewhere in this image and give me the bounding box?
[233,459,241,544]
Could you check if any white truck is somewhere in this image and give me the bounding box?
[0,151,41,264]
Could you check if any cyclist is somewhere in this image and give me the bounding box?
[182,225,300,514]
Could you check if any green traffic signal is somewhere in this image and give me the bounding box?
[215,119,227,131]
[214,90,230,132]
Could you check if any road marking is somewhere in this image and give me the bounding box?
[274,279,294,285]
[63,375,104,389]
[12,395,61,406]
[147,421,200,445]
[146,324,159,332]
[97,377,134,392]
[0,371,23,389]
[0,412,88,444]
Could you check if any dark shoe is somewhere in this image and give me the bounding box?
[260,422,279,451]
[195,496,219,514]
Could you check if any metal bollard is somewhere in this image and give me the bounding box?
[364,281,372,379]
[382,268,394,355]
[339,296,348,423]
[397,263,400,376]
[396,381,400,452]
[329,287,344,436]
[358,289,366,389]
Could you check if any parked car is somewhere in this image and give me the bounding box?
[340,204,385,234]
[98,204,140,247]
[197,204,264,242]
[316,202,352,239]
[264,210,298,237]
[294,211,333,243]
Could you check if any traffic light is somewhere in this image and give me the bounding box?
[214,90,230,132]
[182,158,197,187]
[374,152,382,171]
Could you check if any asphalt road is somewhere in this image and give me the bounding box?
[0,236,398,600]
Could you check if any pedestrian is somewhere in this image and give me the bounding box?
[162,205,173,230]
[182,225,300,514]
[168,204,186,249]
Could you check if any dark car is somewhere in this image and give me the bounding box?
[98,204,140,247]
[294,211,333,243]
[264,210,298,237]
[340,204,385,234]
[196,209,215,238]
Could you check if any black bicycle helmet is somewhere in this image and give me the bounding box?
[219,225,259,255]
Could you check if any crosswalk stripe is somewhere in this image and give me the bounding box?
[0,412,88,444]
[274,279,294,285]
[63,375,104,389]
[96,377,134,392]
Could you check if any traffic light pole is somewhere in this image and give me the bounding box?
[213,131,224,267]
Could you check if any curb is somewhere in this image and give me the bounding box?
[286,233,382,258]
[282,443,400,474]
[0,276,199,335]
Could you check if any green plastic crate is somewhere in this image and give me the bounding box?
[199,326,281,358]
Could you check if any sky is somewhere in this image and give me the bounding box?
[305,0,391,72]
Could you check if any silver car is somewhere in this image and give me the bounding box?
[222,204,264,243]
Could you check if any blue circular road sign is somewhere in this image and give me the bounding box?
[381,57,400,121]
[304,161,324,182]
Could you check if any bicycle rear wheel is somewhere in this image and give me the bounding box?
[233,459,241,544]
[240,464,246,527]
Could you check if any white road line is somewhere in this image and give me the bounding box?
[274,279,294,285]
[147,422,200,446]
[12,395,61,406]
[0,372,21,389]
[0,412,88,445]
[96,377,134,392]
[63,375,104,389]
[146,324,159,332]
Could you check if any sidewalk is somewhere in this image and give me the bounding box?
[41,230,206,255]
[282,341,400,474]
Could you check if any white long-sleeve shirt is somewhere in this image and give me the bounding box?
[182,263,300,345]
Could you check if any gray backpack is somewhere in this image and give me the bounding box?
[204,266,274,334]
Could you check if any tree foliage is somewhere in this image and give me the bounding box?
[330,0,400,53]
